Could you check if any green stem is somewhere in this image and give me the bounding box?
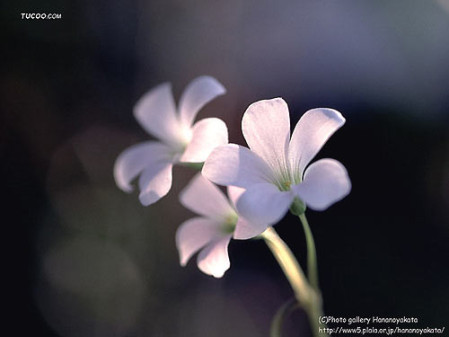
[261,227,327,337]
[298,214,328,336]
[298,214,319,291]
[270,298,299,337]
[180,162,204,170]
[261,227,312,305]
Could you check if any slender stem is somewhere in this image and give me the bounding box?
[261,227,312,305]
[270,298,299,337]
[180,162,204,170]
[261,227,327,337]
[298,214,328,336]
[298,214,319,291]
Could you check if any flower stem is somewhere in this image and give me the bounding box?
[298,213,328,336]
[298,214,318,291]
[261,227,327,337]
[180,162,204,170]
[261,227,312,305]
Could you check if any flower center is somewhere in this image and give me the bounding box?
[271,165,296,192]
[221,213,238,234]
[280,180,291,191]
[170,126,193,157]
[179,127,193,146]
[273,176,292,192]
[170,135,192,162]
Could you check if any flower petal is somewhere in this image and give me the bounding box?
[176,217,222,266]
[178,76,226,127]
[138,161,173,206]
[227,186,268,240]
[288,108,345,180]
[202,144,274,188]
[227,186,245,210]
[180,118,228,163]
[233,217,268,240]
[197,236,232,278]
[242,98,290,179]
[236,183,293,226]
[133,83,186,148]
[113,141,173,193]
[180,174,234,220]
[293,158,351,211]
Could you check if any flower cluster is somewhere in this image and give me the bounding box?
[114,76,351,278]
[114,76,227,206]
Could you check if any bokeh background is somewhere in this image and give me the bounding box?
[3,0,449,336]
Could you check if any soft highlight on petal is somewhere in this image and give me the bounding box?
[179,76,226,127]
[180,118,228,163]
[197,236,232,278]
[202,144,273,188]
[138,161,173,206]
[133,83,185,147]
[293,158,351,211]
[113,141,173,193]
[242,98,290,178]
[236,183,293,226]
[288,108,345,179]
[176,218,222,266]
[180,174,234,220]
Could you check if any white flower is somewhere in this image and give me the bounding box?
[202,98,351,232]
[176,174,262,278]
[114,76,228,206]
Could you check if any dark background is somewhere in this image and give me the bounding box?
[2,0,449,336]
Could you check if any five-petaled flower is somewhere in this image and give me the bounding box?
[203,98,351,235]
[176,174,260,278]
[114,76,228,205]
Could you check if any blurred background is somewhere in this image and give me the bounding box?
[2,0,449,336]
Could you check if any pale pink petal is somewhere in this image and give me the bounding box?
[293,159,351,211]
[178,76,226,127]
[233,217,268,240]
[288,108,345,180]
[180,118,228,163]
[133,83,186,148]
[202,144,274,188]
[227,186,268,240]
[176,217,222,266]
[236,183,294,226]
[138,161,173,206]
[227,186,245,209]
[113,141,173,193]
[197,236,232,278]
[180,174,234,220]
[242,98,290,178]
